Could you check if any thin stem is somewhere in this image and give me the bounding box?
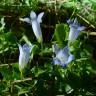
[41,41,43,53]
[21,71,23,80]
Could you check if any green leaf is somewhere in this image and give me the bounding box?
[31,67,45,77]
[55,24,69,48]
[63,2,76,8]
[65,84,73,94]
[5,32,17,43]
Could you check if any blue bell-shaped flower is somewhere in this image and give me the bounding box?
[67,18,85,42]
[53,44,75,67]
[18,44,34,73]
[20,11,44,43]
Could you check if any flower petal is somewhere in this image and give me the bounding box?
[73,18,79,26]
[53,58,61,65]
[52,44,60,54]
[68,18,85,42]
[37,12,44,23]
[67,19,73,25]
[31,20,43,43]
[18,44,23,54]
[67,54,75,63]
[23,44,31,53]
[56,46,69,63]
[61,54,75,67]
[20,18,31,24]
[78,26,85,31]
[69,29,80,41]
[63,46,69,54]
[30,11,37,20]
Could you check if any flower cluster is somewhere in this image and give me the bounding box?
[53,18,85,67]
[19,10,44,74]
[19,11,85,69]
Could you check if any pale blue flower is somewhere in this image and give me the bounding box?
[67,18,85,42]
[20,11,44,43]
[53,44,75,67]
[18,44,34,71]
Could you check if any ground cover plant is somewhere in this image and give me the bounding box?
[0,0,96,96]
